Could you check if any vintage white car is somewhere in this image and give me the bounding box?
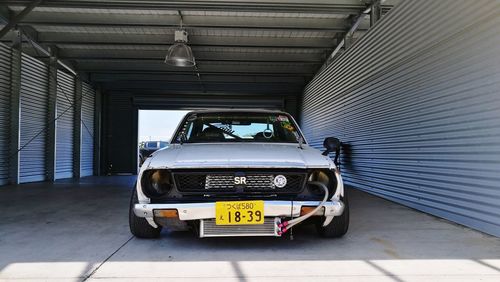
[130,110,348,238]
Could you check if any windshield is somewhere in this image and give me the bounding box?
[172,112,304,144]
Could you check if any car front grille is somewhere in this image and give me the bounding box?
[173,169,307,194]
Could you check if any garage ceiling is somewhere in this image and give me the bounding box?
[0,0,399,96]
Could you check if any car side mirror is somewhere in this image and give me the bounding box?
[322,137,340,155]
[322,137,341,166]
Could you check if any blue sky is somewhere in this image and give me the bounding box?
[138,110,189,142]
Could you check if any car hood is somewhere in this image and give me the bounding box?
[147,143,333,169]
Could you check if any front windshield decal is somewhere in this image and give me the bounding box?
[281,120,295,132]
[277,115,289,122]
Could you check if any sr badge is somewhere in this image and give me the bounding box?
[273,175,287,188]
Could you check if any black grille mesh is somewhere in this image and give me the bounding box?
[174,171,306,194]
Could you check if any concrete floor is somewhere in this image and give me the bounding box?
[0,177,499,282]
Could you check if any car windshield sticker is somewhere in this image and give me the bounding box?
[187,114,197,122]
[277,115,289,122]
[281,121,295,132]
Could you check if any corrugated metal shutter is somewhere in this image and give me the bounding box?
[55,70,75,179]
[301,0,500,236]
[0,44,11,186]
[80,82,95,177]
[19,54,49,183]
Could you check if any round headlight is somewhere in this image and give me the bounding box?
[307,170,336,196]
[142,170,172,198]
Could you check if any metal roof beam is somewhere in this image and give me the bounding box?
[89,71,313,78]
[2,0,398,13]
[318,0,383,71]
[79,69,317,75]
[0,6,11,23]
[20,22,357,32]
[13,35,340,48]
[100,84,302,93]
[0,0,42,39]
[72,60,321,73]
[49,56,324,64]
[90,75,308,84]
[17,27,77,75]
[23,42,333,51]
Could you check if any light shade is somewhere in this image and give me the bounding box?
[164,43,196,67]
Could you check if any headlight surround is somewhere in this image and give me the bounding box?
[141,169,173,198]
[307,169,337,196]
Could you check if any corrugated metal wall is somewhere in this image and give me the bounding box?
[19,54,49,183]
[301,0,500,236]
[0,44,10,186]
[80,82,95,177]
[0,42,98,186]
[55,70,75,179]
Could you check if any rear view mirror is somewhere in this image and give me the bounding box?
[322,137,341,166]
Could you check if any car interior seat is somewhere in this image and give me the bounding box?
[195,127,225,142]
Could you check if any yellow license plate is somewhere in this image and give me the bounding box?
[215,200,264,225]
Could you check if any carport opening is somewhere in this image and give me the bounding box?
[137,110,189,170]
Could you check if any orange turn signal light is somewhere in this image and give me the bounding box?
[300,206,324,216]
[155,209,179,218]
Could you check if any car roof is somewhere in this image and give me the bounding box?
[185,109,289,115]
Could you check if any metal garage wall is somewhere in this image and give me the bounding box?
[0,44,10,185]
[55,70,75,179]
[81,82,95,177]
[19,54,49,183]
[301,0,500,236]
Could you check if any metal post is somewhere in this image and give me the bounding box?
[73,78,82,179]
[8,29,22,185]
[46,47,57,181]
[344,34,352,50]
[93,87,102,176]
[321,5,373,70]
[370,0,382,27]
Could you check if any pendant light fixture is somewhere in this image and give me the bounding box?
[165,12,195,67]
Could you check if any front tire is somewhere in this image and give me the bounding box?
[129,189,162,238]
[316,195,349,238]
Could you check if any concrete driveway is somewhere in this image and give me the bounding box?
[1,176,499,281]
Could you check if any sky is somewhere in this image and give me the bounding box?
[138,110,189,142]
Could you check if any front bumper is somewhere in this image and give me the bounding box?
[134,200,345,227]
